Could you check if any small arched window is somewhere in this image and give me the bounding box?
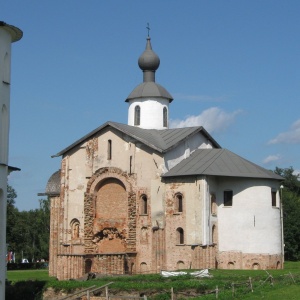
[140,194,148,215]
[140,262,147,273]
[175,193,183,213]
[134,105,140,126]
[211,194,217,215]
[70,219,80,239]
[177,261,185,269]
[107,139,112,160]
[176,227,184,244]
[163,107,168,127]
[3,52,10,84]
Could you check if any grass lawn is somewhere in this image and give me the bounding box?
[6,261,300,300]
[7,269,53,282]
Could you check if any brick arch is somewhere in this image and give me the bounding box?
[84,167,136,255]
[86,167,132,195]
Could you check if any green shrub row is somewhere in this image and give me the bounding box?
[7,262,48,271]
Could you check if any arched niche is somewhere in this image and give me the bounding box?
[84,167,136,254]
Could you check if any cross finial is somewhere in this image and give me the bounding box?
[146,23,150,37]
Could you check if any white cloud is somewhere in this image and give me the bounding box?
[293,169,300,177]
[169,107,242,133]
[268,119,300,144]
[262,154,281,164]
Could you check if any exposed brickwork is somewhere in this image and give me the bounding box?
[127,192,137,252]
[84,193,96,253]
[49,196,60,277]
[60,167,137,276]
[85,138,98,177]
[218,251,282,270]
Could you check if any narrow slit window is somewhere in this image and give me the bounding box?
[271,191,276,207]
[107,139,112,160]
[175,193,183,213]
[3,52,10,84]
[134,105,140,126]
[129,155,132,174]
[163,107,168,127]
[141,194,148,215]
[224,190,233,206]
[177,227,184,244]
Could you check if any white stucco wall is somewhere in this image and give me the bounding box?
[184,178,203,245]
[0,29,12,165]
[0,24,21,300]
[164,133,214,172]
[127,98,169,129]
[215,177,282,255]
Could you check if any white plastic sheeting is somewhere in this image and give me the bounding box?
[161,269,212,278]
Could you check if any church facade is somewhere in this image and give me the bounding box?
[45,35,283,280]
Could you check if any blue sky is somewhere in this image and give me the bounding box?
[3,1,300,211]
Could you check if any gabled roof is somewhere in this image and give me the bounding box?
[162,148,283,180]
[52,121,220,157]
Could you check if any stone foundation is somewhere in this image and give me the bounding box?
[218,251,283,270]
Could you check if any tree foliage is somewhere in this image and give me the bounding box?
[6,185,50,262]
[274,167,300,261]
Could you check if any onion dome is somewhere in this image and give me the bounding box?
[138,37,160,73]
[126,36,173,102]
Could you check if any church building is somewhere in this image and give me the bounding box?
[45,34,283,280]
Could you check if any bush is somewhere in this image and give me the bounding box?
[7,262,48,271]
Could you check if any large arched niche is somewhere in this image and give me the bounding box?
[88,167,132,195]
[84,167,136,254]
[94,177,127,219]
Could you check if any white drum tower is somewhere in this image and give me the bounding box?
[126,35,173,129]
[0,21,22,299]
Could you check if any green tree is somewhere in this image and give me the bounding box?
[6,185,19,255]
[275,167,300,195]
[6,185,50,262]
[275,167,300,260]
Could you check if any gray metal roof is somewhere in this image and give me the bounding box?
[44,170,61,195]
[52,121,220,157]
[0,21,23,42]
[162,149,283,180]
[126,82,173,102]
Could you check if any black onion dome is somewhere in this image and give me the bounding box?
[138,37,160,71]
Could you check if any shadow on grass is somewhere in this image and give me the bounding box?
[6,280,47,300]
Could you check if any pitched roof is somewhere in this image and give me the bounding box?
[126,82,173,102]
[52,121,220,157]
[162,148,283,180]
